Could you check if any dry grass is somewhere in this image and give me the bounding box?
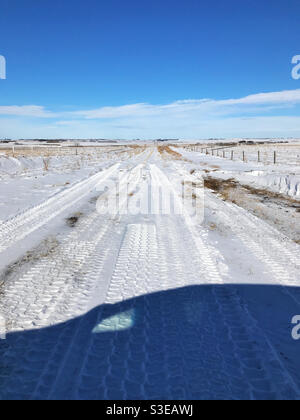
[184,180,204,189]
[0,237,59,284]
[243,184,300,207]
[204,176,300,244]
[204,176,300,208]
[204,177,235,192]
[43,158,50,171]
[128,145,147,156]
[157,145,192,162]
[204,177,238,201]
[0,145,143,159]
[158,145,183,159]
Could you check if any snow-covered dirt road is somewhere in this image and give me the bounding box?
[0,147,300,400]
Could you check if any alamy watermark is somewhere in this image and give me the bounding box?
[291,316,300,340]
[292,55,300,80]
[95,171,204,222]
[0,55,6,79]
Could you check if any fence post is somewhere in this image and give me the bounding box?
[223,151,225,158]
[274,151,276,164]
[231,151,234,160]
[243,151,245,162]
[258,151,260,163]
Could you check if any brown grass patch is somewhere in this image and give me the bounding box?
[204,177,236,192]
[204,177,238,201]
[204,176,300,245]
[204,176,300,208]
[158,145,183,159]
[157,145,191,162]
[128,145,147,156]
[243,185,300,207]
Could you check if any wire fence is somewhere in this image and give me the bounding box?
[184,144,300,166]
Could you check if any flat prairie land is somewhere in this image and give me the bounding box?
[0,142,299,400]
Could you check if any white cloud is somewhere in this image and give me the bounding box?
[2,115,300,140]
[221,89,300,105]
[73,103,160,119]
[1,89,300,138]
[1,89,300,120]
[73,89,300,120]
[0,105,56,118]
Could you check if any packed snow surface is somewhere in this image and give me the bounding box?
[0,144,299,400]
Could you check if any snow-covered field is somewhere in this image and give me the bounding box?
[0,143,299,400]
[178,143,300,198]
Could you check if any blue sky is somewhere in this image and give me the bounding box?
[1,0,300,139]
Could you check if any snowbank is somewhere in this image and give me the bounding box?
[177,147,300,199]
[0,156,45,176]
[236,172,300,198]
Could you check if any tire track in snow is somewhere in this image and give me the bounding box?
[29,163,145,400]
[150,164,224,285]
[205,193,300,291]
[155,163,300,399]
[1,159,300,400]
[0,163,143,400]
[0,164,119,254]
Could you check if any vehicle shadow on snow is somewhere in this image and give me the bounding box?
[1,284,300,400]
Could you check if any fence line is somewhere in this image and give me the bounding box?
[185,145,300,165]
